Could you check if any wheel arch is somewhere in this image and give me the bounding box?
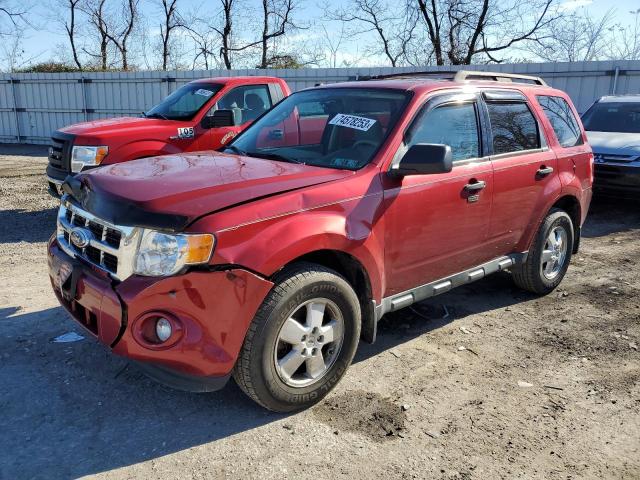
[275,249,377,344]
[550,195,581,254]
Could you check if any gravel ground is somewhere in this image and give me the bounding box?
[0,145,638,480]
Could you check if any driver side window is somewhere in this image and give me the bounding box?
[409,102,480,162]
[207,85,272,125]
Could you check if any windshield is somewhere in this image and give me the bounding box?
[145,83,222,121]
[582,101,640,133]
[226,88,410,170]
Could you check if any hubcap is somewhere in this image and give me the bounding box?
[273,298,344,388]
[541,226,568,280]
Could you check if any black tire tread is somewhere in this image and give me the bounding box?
[232,262,357,411]
[512,208,573,294]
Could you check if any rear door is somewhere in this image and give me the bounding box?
[536,94,591,191]
[383,92,495,295]
[483,90,559,254]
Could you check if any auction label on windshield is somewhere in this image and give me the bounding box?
[329,114,376,131]
[194,89,214,97]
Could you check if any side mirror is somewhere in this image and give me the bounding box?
[389,143,452,177]
[202,109,236,129]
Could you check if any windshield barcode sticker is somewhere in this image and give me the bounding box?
[329,114,376,131]
[194,89,214,97]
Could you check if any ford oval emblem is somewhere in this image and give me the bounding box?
[70,227,92,249]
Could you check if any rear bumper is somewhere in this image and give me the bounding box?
[47,237,274,390]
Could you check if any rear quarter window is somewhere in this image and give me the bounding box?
[486,102,540,154]
[537,95,582,147]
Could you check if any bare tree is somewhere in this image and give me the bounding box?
[158,0,184,70]
[208,0,301,70]
[82,0,112,70]
[320,24,343,68]
[0,0,29,36]
[105,0,139,70]
[184,22,218,69]
[63,0,83,69]
[330,0,419,67]
[414,0,561,65]
[607,9,640,61]
[255,0,300,69]
[527,9,614,62]
[217,0,234,69]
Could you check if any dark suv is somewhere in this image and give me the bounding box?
[48,71,593,411]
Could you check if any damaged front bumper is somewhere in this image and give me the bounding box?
[47,237,274,391]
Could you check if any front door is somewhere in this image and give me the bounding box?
[194,84,275,151]
[383,93,495,296]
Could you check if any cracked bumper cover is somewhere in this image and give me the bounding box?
[47,238,274,390]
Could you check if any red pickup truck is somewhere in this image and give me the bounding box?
[46,76,290,195]
[48,71,593,411]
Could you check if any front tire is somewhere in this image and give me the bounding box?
[512,208,574,295]
[233,262,361,412]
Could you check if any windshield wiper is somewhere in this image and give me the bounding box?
[146,112,169,120]
[247,151,305,164]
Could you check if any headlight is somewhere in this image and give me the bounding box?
[134,230,215,277]
[71,146,109,172]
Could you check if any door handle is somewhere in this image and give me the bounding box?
[464,180,486,191]
[536,166,554,177]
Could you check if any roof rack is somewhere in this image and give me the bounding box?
[453,70,547,86]
[356,69,547,86]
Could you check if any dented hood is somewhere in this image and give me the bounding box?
[67,151,352,231]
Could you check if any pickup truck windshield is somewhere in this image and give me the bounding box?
[145,83,222,121]
[227,88,410,170]
[582,102,640,133]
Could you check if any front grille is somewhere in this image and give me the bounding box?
[48,133,74,172]
[594,153,639,164]
[57,199,139,281]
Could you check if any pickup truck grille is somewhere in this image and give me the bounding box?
[48,132,75,173]
[57,198,140,281]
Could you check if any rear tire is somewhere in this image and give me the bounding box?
[512,208,574,295]
[233,262,361,412]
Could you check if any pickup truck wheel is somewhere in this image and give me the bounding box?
[233,262,361,412]
[512,208,574,295]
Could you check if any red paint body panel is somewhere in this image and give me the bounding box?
[59,77,291,163]
[113,270,273,377]
[49,238,273,377]
[48,78,593,385]
[48,239,122,345]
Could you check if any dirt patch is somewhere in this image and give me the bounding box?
[313,390,407,441]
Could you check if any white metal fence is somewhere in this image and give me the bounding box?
[2,60,640,144]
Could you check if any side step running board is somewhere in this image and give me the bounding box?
[375,252,527,321]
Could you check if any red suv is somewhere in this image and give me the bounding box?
[47,71,593,411]
[46,76,290,195]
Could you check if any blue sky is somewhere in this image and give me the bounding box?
[9,0,640,70]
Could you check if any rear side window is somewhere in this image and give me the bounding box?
[486,102,540,154]
[409,102,480,161]
[538,95,582,147]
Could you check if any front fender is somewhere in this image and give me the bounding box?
[195,197,387,302]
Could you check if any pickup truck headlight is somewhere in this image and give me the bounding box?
[134,230,215,277]
[71,146,109,172]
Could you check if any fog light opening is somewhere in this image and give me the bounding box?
[155,317,172,342]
